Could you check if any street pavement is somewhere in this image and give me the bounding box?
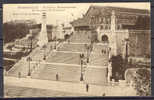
[4,76,137,96]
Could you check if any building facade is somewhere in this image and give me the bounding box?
[71,6,150,59]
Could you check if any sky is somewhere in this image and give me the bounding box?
[3,3,150,26]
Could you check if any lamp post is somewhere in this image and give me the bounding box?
[87,46,90,63]
[27,56,32,76]
[29,36,33,52]
[125,38,129,63]
[29,30,33,52]
[80,54,84,81]
[85,44,91,63]
[54,36,57,50]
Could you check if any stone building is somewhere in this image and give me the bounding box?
[71,6,150,60]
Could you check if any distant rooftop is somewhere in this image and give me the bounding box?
[86,5,150,15]
[71,5,150,27]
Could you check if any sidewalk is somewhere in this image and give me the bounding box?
[4,76,136,96]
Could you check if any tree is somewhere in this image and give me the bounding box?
[111,55,124,81]
[79,53,85,81]
[3,22,29,44]
[133,68,151,96]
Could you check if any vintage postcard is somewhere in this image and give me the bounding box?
[3,3,151,97]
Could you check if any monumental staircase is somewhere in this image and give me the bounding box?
[7,31,109,85]
[32,31,109,85]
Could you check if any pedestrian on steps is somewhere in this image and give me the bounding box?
[56,73,59,81]
[86,84,89,92]
[102,93,106,96]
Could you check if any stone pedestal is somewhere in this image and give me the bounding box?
[110,10,117,56]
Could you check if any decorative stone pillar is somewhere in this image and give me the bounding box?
[96,25,101,41]
[123,40,127,59]
[111,10,116,32]
[111,10,117,56]
[108,47,112,59]
[123,38,129,61]
[38,12,48,47]
[108,47,112,83]
[107,61,112,83]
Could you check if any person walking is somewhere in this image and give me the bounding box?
[86,84,89,92]
[56,73,59,81]
[102,93,106,96]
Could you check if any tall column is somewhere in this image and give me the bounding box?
[123,39,129,61]
[107,61,112,83]
[111,10,117,56]
[96,25,101,41]
[111,11,116,31]
[38,12,48,47]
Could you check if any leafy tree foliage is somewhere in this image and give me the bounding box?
[111,55,125,81]
[3,22,29,43]
[133,68,151,96]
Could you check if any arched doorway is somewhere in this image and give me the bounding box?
[101,35,109,56]
[101,35,109,43]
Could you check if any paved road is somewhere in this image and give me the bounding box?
[4,76,136,96]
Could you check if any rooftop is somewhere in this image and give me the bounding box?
[85,5,150,16]
[71,5,150,27]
